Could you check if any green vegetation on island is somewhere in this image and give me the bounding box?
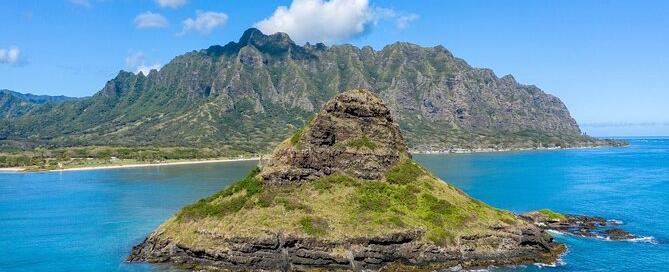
[129,90,564,271]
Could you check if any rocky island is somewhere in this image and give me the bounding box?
[128,90,567,270]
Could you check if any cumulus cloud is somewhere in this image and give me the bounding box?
[254,0,419,44]
[155,0,187,8]
[125,51,160,75]
[179,11,228,35]
[255,0,373,44]
[134,11,168,29]
[0,46,21,65]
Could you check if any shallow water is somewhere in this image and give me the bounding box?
[0,138,667,271]
[415,137,669,271]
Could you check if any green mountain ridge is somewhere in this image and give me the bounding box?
[1,28,612,152]
[0,89,80,119]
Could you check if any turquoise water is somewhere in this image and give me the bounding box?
[1,138,667,271]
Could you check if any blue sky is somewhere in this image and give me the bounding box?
[1,0,667,136]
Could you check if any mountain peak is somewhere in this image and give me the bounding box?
[239,28,295,49]
[260,89,410,185]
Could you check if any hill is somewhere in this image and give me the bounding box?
[128,90,564,270]
[1,28,617,153]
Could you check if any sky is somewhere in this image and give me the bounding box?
[1,0,667,136]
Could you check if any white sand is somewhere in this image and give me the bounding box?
[0,157,259,173]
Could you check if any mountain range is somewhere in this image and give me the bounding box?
[0,28,612,153]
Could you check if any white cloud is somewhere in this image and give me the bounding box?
[134,11,168,29]
[254,0,419,44]
[155,0,187,8]
[68,0,91,7]
[254,0,374,44]
[136,64,162,75]
[125,51,161,75]
[0,46,21,65]
[179,11,228,35]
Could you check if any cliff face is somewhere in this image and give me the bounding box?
[3,28,597,151]
[128,90,564,271]
[261,89,408,184]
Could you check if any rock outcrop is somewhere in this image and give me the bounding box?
[522,210,639,241]
[261,89,409,185]
[128,90,565,271]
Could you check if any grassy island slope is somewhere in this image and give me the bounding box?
[129,90,564,271]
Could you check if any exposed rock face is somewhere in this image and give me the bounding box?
[129,228,562,271]
[261,90,409,185]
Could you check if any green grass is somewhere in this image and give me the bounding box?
[386,160,424,185]
[162,161,522,248]
[176,167,262,221]
[312,175,357,191]
[290,128,303,145]
[299,216,328,236]
[345,136,378,150]
[538,209,567,221]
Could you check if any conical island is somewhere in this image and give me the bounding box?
[129,89,564,270]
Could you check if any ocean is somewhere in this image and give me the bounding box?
[0,138,667,271]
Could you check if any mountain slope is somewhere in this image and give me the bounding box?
[3,28,606,152]
[0,89,79,119]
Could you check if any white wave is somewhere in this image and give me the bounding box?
[607,219,624,225]
[627,236,658,244]
[533,262,557,268]
[546,229,565,236]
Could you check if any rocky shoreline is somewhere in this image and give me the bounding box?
[522,211,640,241]
[128,227,565,271]
[128,210,645,271]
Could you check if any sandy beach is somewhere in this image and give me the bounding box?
[0,157,260,173]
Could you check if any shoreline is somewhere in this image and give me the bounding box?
[410,145,607,155]
[0,157,259,173]
[0,143,628,173]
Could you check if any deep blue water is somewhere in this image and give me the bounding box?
[1,138,667,271]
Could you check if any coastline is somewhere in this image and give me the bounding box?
[0,142,628,173]
[410,145,607,155]
[0,157,259,173]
